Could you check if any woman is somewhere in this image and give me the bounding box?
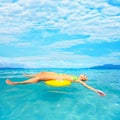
[6,71,106,96]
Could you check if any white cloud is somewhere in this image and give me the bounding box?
[41,39,85,49]
[0,35,17,44]
[0,0,120,68]
[0,0,120,44]
[0,50,120,68]
[108,52,120,57]
[102,6,120,15]
[15,42,31,47]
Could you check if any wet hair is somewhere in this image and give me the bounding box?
[80,74,88,81]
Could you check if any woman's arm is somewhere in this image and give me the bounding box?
[75,80,106,96]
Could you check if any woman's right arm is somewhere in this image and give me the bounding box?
[75,80,106,96]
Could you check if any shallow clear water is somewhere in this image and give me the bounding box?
[0,68,120,120]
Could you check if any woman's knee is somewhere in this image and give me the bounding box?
[30,77,41,83]
[34,72,45,77]
[40,72,47,74]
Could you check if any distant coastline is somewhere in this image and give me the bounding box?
[0,64,120,69]
[89,64,120,69]
[0,67,25,69]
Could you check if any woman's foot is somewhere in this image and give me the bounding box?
[23,73,29,77]
[23,73,33,78]
[6,79,17,85]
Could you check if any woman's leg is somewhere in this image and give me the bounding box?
[6,77,42,85]
[23,72,47,78]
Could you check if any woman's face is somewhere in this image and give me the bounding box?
[79,74,88,81]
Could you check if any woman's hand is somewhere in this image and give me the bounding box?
[75,80,106,97]
[96,90,106,96]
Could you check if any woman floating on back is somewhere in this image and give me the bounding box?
[6,71,106,96]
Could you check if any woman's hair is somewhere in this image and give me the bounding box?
[79,74,88,81]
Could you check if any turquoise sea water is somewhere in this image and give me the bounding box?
[0,68,120,120]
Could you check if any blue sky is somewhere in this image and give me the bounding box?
[0,0,120,68]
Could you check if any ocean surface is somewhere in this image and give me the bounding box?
[0,68,120,120]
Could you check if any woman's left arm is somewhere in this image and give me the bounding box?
[75,80,106,96]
